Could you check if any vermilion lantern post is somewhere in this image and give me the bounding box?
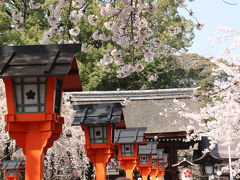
[114,127,146,179]
[137,143,157,180]
[149,149,164,179]
[71,103,124,180]
[157,153,169,180]
[0,44,82,180]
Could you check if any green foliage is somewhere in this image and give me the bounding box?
[0,0,212,92]
[77,0,196,90]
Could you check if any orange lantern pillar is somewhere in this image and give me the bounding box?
[157,153,169,180]
[137,143,157,180]
[0,44,82,180]
[157,163,165,180]
[71,103,124,180]
[115,128,146,179]
[149,149,164,180]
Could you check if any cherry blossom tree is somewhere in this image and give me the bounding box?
[44,94,90,179]
[172,27,240,178]
[0,0,200,79]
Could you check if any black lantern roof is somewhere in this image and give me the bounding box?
[114,127,146,144]
[172,158,197,167]
[0,44,82,91]
[72,103,123,126]
[193,136,226,164]
[152,149,164,160]
[138,142,157,155]
[1,160,22,170]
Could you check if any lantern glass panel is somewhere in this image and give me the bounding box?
[159,161,163,170]
[205,165,214,175]
[152,159,157,167]
[89,125,107,144]
[8,170,15,176]
[140,155,149,164]
[121,144,134,157]
[13,78,47,113]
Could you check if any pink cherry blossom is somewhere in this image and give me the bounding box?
[70,10,82,24]
[29,0,41,9]
[88,15,98,26]
[69,27,80,36]
[81,43,91,52]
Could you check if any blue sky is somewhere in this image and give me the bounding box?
[178,0,240,57]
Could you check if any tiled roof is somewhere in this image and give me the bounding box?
[114,127,146,143]
[72,103,123,125]
[69,88,200,133]
[138,142,157,155]
[1,160,22,170]
[0,44,80,78]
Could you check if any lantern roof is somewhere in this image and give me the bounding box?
[1,160,22,170]
[71,103,123,126]
[152,148,164,160]
[0,44,82,91]
[172,158,197,167]
[192,136,235,164]
[159,153,168,163]
[138,142,157,155]
[114,127,146,144]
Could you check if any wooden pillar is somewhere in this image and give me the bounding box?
[137,166,151,180]
[85,148,114,180]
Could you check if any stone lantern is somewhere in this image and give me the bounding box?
[137,142,157,180]
[114,127,146,179]
[71,103,124,180]
[0,44,82,180]
[149,148,164,179]
[1,160,24,180]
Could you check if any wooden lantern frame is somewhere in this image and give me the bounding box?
[115,127,146,179]
[72,103,124,180]
[0,44,82,180]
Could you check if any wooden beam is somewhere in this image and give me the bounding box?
[0,51,15,75]
[44,50,60,73]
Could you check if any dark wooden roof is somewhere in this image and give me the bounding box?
[0,44,82,91]
[71,103,123,126]
[1,160,22,170]
[114,127,146,144]
[69,88,199,133]
[138,142,157,155]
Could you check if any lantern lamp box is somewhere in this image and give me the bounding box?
[71,103,124,180]
[114,127,146,179]
[138,143,157,165]
[72,103,124,145]
[114,127,146,157]
[152,149,164,160]
[0,44,82,118]
[152,149,164,168]
[0,44,82,180]
[1,160,23,178]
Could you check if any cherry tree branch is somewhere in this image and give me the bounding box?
[222,0,237,5]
